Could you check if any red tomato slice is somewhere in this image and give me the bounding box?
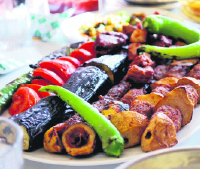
[33,68,65,86]
[20,84,53,98]
[31,79,53,86]
[57,56,82,68]
[39,60,76,82]
[70,48,93,63]
[9,87,41,116]
[78,41,96,57]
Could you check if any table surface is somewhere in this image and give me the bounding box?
[1,0,200,168]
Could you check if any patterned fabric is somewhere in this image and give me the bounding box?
[31,8,75,41]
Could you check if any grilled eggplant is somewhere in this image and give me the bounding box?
[9,95,73,151]
[84,54,130,84]
[63,66,112,103]
[9,66,114,151]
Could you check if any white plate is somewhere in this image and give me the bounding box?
[60,7,183,43]
[2,104,199,166]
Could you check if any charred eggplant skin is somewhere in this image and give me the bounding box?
[63,66,112,103]
[9,66,112,151]
[0,71,34,114]
[10,95,72,151]
[84,54,130,84]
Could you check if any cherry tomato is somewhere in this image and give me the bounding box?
[57,56,82,68]
[9,87,41,116]
[31,79,53,86]
[33,68,65,86]
[20,84,53,98]
[78,41,96,57]
[39,60,76,82]
[70,48,93,63]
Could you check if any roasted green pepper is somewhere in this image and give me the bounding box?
[0,71,34,114]
[137,15,200,60]
[39,85,124,157]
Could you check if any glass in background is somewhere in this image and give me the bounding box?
[27,0,50,15]
[48,0,74,14]
[0,117,23,169]
[0,0,32,50]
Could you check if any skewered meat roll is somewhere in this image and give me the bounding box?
[101,101,129,118]
[153,65,169,80]
[164,65,190,79]
[130,93,163,119]
[155,85,197,126]
[178,84,198,107]
[92,80,131,112]
[62,122,96,156]
[44,114,97,156]
[130,100,153,119]
[151,86,171,96]
[154,105,182,132]
[105,80,132,100]
[177,77,200,103]
[187,63,200,79]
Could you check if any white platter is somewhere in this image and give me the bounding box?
[60,7,183,43]
[2,104,200,166]
[2,7,197,167]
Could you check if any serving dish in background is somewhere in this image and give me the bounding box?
[124,0,177,4]
[181,0,200,23]
[116,147,200,169]
[60,7,183,43]
[1,104,199,166]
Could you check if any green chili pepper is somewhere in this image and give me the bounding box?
[137,15,200,60]
[39,85,124,157]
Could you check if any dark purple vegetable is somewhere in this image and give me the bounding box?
[9,95,73,151]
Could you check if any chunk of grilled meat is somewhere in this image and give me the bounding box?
[92,80,131,112]
[120,88,146,106]
[154,105,182,132]
[94,31,128,56]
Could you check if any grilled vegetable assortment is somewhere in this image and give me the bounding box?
[40,85,124,157]
[0,71,34,114]
[10,95,70,151]
[2,11,200,159]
